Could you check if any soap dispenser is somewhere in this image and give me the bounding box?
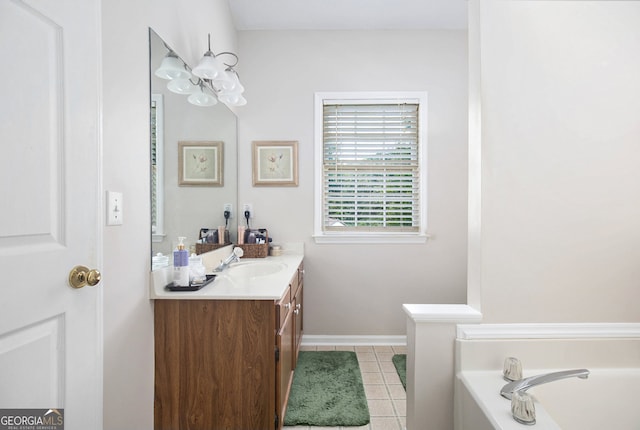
[173,236,190,286]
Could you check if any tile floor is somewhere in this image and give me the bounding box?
[284,344,407,430]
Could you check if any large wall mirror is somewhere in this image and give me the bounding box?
[149,28,238,269]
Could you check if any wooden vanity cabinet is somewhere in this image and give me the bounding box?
[154,261,304,430]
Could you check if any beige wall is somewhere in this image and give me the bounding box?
[99,1,640,427]
[237,30,469,335]
[101,18,468,427]
[469,0,640,323]
[101,0,237,428]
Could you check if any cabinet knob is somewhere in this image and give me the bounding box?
[284,303,291,310]
[295,304,301,310]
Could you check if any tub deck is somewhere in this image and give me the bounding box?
[458,368,640,430]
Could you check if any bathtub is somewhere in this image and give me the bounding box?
[454,323,640,430]
[458,368,640,429]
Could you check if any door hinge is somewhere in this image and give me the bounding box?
[275,346,280,362]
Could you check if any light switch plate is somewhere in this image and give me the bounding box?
[106,191,123,226]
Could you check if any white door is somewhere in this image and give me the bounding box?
[0,0,102,429]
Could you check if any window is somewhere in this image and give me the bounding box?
[151,93,165,242]
[314,92,428,244]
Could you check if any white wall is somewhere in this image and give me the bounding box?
[469,0,640,323]
[238,30,469,335]
[101,0,237,428]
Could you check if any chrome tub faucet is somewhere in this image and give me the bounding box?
[500,368,590,400]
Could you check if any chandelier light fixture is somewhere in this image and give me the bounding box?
[155,34,246,107]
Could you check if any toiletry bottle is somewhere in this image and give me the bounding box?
[237,226,245,244]
[173,236,190,286]
[247,229,256,244]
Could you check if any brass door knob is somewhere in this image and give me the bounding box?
[69,265,101,289]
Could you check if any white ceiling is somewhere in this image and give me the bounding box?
[227,0,468,30]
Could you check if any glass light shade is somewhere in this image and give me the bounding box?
[155,53,191,80]
[216,70,244,94]
[229,72,244,93]
[192,52,226,80]
[218,92,247,107]
[212,70,234,91]
[167,78,198,94]
[231,95,247,107]
[187,86,218,107]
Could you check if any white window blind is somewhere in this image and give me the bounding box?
[151,99,159,231]
[322,102,421,232]
[151,94,165,242]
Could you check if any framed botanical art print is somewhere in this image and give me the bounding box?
[178,141,223,186]
[252,141,299,186]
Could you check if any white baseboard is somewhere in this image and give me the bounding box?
[301,334,407,346]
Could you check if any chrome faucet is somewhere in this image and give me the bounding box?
[214,247,244,272]
[500,369,590,400]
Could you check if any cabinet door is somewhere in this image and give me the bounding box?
[293,283,303,368]
[154,300,276,430]
[276,287,291,329]
[275,307,294,430]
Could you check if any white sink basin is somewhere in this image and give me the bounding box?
[226,261,285,278]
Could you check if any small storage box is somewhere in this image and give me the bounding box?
[236,230,269,258]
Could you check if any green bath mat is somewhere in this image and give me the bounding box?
[284,351,370,427]
[392,354,407,390]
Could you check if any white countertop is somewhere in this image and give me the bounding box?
[150,243,304,300]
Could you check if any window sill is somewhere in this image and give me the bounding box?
[313,233,430,245]
[152,233,166,243]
